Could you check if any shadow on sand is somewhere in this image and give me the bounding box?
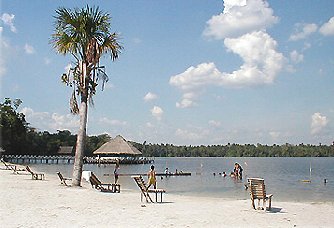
[267,207,285,213]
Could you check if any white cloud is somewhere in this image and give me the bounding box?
[290,50,304,63]
[175,128,205,142]
[302,42,311,51]
[269,131,280,140]
[150,106,163,120]
[24,43,35,54]
[170,63,223,91]
[50,113,78,131]
[311,112,328,135]
[176,92,198,108]
[319,17,334,36]
[21,107,79,132]
[143,92,158,102]
[171,1,284,108]
[223,31,284,86]
[1,13,17,33]
[21,107,48,120]
[289,23,318,41]
[99,117,127,126]
[170,31,284,107]
[203,0,278,39]
[176,100,195,109]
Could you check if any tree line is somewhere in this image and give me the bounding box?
[1,98,334,157]
[132,142,334,157]
[0,98,110,156]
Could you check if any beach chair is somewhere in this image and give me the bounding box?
[1,160,28,174]
[1,160,17,172]
[247,178,273,211]
[25,165,45,180]
[89,172,120,193]
[132,175,166,203]
[57,172,72,186]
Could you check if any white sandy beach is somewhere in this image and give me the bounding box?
[1,165,334,228]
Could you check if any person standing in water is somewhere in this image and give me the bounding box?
[147,165,156,189]
[114,162,120,184]
[233,162,243,180]
[238,163,243,179]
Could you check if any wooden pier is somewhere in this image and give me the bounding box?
[84,156,154,164]
[104,172,191,177]
[3,155,74,164]
[3,155,154,165]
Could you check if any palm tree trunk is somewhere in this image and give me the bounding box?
[72,95,88,186]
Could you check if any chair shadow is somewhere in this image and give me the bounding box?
[157,201,174,204]
[140,201,174,206]
[267,207,285,213]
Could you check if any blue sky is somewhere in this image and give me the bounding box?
[1,0,334,145]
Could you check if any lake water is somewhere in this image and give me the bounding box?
[29,157,334,202]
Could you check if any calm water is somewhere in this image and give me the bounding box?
[29,157,334,202]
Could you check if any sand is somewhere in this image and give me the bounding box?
[1,165,334,228]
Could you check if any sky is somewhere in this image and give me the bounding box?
[1,0,334,146]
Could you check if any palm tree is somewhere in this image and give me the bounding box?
[51,6,123,186]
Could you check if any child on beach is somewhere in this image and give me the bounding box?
[147,165,156,189]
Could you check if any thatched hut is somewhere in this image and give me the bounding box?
[93,135,142,157]
[57,146,74,156]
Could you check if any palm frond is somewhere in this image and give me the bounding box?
[96,66,109,91]
[70,89,79,114]
[51,5,123,111]
[100,33,123,61]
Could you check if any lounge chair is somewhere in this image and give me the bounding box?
[1,159,17,172]
[247,178,273,211]
[25,165,45,180]
[0,159,26,173]
[57,172,72,186]
[132,175,166,203]
[89,172,120,193]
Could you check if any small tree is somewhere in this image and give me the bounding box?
[0,98,28,155]
[51,6,123,186]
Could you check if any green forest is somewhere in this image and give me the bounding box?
[1,98,334,157]
[0,98,110,156]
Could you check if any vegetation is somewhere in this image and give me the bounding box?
[0,98,110,156]
[0,98,28,154]
[1,98,333,157]
[51,5,123,186]
[132,142,334,157]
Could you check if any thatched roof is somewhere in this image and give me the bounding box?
[57,146,74,155]
[93,135,142,156]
